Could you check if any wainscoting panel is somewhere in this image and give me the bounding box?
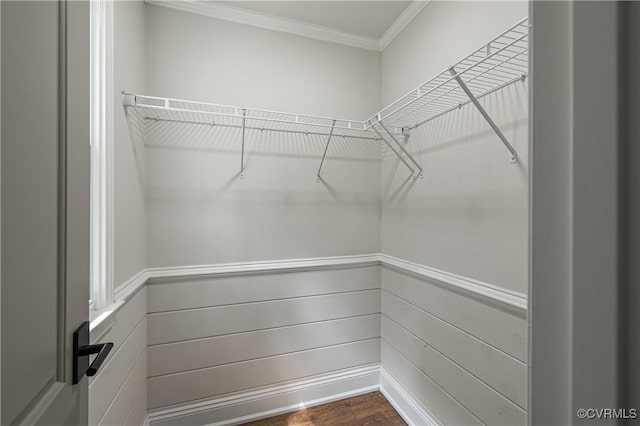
[382,291,526,408]
[148,289,381,345]
[381,266,527,426]
[383,318,525,425]
[381,267,527,362]
[149,314,380,377]
[147,266,382,412]
[89,287,147,425]
[98,349,147,426]
[149,339,381,408]
[382,341,481,425]
[87,257,528,425]
[147,265,380,312]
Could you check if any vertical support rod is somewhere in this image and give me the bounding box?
[378,122,423,177]
[370,122,415,176]
[240,109,246,177]
[449,66,518,162]
[316,120,337,181]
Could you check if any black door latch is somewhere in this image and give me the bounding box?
[73,321,113,384]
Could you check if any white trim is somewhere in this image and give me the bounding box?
[145,254,380,281]
[380,367,441,426]
[89,299,123,344]
[114,268,149,302]
[145,0,380,51]
[379,1,430,50]
[88,254,525,340]
[90,0,114,311]
[144,1,428,52]
[89,268,148,343]
[379,254,528,315]
[146,365,380,426]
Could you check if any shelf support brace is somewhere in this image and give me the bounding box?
[369,122,416,177]
[377,122,423,178]
[448,66,518,163]
[316,120,337,182]
[240,109,247,177]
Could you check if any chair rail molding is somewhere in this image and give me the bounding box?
[90,253,526,342]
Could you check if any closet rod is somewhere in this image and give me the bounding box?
[449,66,518,162]
[142,116,381,141]
[316,119,337,181]
[369,122,416,177]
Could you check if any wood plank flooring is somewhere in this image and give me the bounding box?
[241,391,407,426]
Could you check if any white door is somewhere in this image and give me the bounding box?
[2,1,96,424]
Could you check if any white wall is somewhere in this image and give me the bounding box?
[90,2,148,425]
[145,5,380,119]
[144,5,382,267]
[381,1,528,292]
[140,5,385,420]
[379,2,528,424]
[113,0,147,286]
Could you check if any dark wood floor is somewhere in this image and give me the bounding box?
[241,391,407,426]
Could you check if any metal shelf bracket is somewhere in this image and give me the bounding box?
[372,122,423,179]
[369,121,417,178]
[316,119,337,182]
[448,66,518,163]
[240,108,247,178]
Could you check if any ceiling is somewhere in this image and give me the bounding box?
[147,0,429,50]
[218,1,412,39]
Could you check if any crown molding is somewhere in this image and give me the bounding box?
[379,1,430,50]
[145,0,380,51]
[145,1,428,52]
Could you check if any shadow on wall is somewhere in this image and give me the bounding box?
[382,82,529,205]
[137,113,385,201]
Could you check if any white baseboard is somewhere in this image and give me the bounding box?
[147,365,380,426]
[380,367,440,426]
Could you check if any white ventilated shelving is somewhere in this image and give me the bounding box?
[122,93,381,179]
[123,17,529,179]
[367,17,529,163]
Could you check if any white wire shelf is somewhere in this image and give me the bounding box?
[367,16,529,162]
[123,94,379,141]
[369,17,528,130]
[123,17,529,178]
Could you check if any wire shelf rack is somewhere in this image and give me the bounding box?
[123,17,529,178]
[123,94,378,141]
[368,17,529,130]
[367,16,529,161]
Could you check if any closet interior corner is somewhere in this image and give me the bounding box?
[91,2,530,425]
